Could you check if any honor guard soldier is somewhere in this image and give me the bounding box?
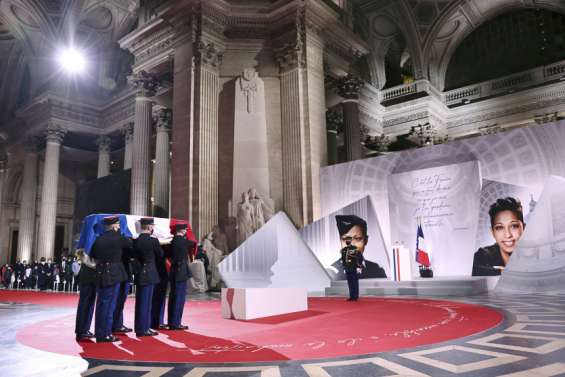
[74,250,97,340]
[151,234,170,330]
[91,216,133,342]
[133,218,163,336]
[112,234,135,334]
[336,215,368,301]
[167,223,195,330]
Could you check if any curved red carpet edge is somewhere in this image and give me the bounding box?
[2,290,503,363]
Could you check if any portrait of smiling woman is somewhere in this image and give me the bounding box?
[472,197,526,276]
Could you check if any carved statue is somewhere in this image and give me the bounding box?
[203,232,224,290]
[236,191,254,245]
[239,68,258,113]
[211,224,229,256]
[248,187,273,231]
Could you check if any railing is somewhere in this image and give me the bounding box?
[378,58,565,106]
[380,82,417,101]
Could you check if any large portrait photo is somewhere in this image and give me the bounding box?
[472,197,526,276]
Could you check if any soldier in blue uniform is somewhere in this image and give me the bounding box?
[167,223,194,330]
[151,232,170,330]
[133,218,163,337]
[74,250,97,340]
[336,215,368,301]
[111,236,135,334]
[91,216,133,342]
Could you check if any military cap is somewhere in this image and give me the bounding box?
[335,215,367,237]
[102,216,119,225]
[140,217,155,225]
[174,223,188,231]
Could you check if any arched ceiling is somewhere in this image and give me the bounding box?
[354,0,565,90]
[0,0,137,127]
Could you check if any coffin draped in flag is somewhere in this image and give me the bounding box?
[76,214,197,255]
[415,224,431,267]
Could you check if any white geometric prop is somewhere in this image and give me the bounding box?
[299,195,390,280]
[221,287,308,320]
[218,212,331,293]
[496,175,565,293]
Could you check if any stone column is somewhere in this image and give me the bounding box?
[122,123,134,170]
[274,17,327,226]
[325,110,342,165]
[128,71,158,216]
[37,124,66,260]
[337,74,364,161]
[170,29,223,238]
[17,138,39,262]
[153,108,172,217]
[96,135,112,178]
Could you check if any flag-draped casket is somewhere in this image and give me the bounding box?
[76,214,197,257]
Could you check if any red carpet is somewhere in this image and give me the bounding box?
[3,290,502,363]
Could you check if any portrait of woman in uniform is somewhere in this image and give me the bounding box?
[327,215,387,280]
[472,197,525,276]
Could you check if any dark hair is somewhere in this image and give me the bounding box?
[488,197,524,228]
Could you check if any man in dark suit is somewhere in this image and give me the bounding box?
[91,216,133,342]
[74,251,97,340]
[167,223,194,330]
[37,257,48,290]
[326,215,387,281]
[133,218,163,337]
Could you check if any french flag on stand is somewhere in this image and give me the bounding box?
[76,214,197,258]
[415,222,431,267]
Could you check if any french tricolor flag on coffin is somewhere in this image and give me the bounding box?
[76,214,197,255]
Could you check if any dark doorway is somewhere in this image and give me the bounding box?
[54,225,65,262]
[10,230,18,265]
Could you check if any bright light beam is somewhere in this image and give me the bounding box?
[57,47,87,75]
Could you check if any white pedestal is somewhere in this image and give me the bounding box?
[392,245,413,281]
[221,287,308,320]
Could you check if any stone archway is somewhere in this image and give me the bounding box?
[423,0,565,90]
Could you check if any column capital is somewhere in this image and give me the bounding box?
[337,74,364,100]
[195,41,223,70]
[122,123,134,143]
[274,43,305,72]
[128,70,160,98]
[155,108,172,133]
[45,123,67,144]
[96,135,112,152]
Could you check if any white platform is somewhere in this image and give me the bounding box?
[221,287,308,320]
[325,276,500,296]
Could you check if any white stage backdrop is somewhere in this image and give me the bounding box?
[389,161,481,277]
[320,121,565,278]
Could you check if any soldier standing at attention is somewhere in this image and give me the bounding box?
[91,216,133,342]
[133,218,163,337]
[151,232,170,330]
[74,250,97,340]
[167,223,195,330]
[111,233,135,335]
[336,215,367,302]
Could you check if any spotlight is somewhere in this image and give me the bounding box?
[57,47,87,74]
